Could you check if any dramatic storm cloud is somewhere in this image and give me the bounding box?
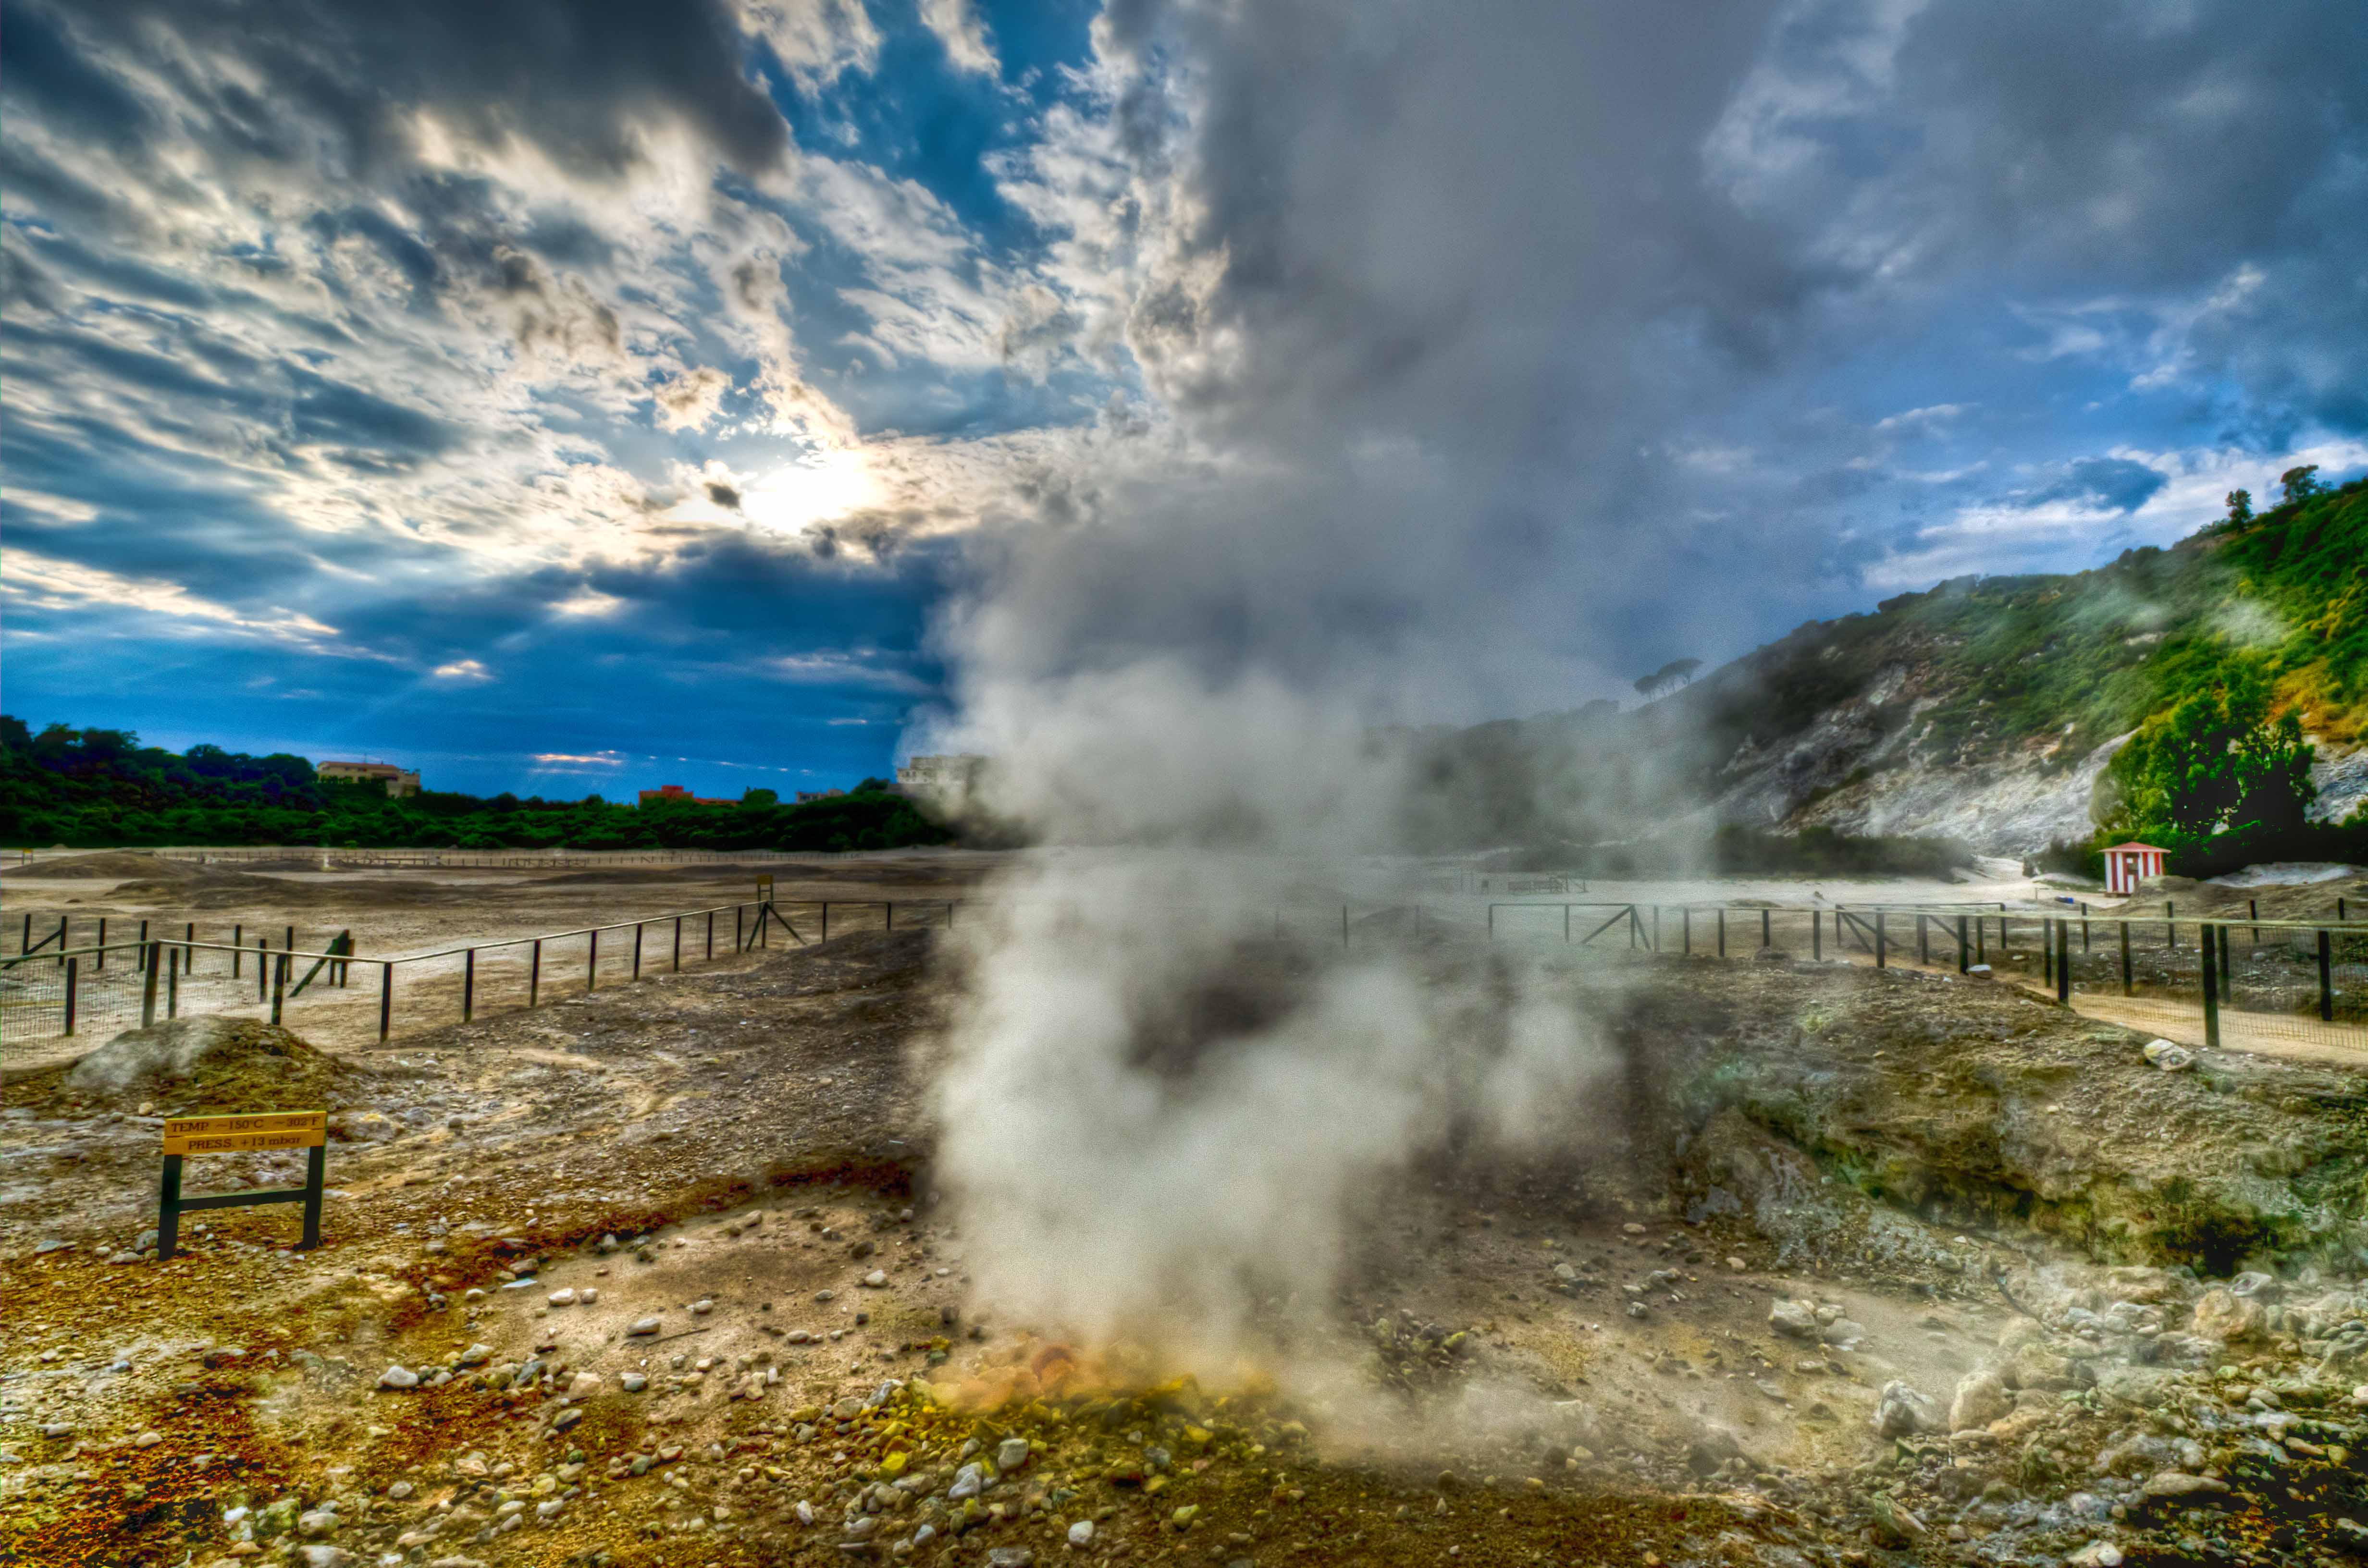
[2,0,2363,788]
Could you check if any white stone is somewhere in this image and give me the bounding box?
[376,1366,419,1391]
[1068,1520,1096,1547]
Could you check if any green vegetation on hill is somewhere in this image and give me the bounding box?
[0,718,952,852]
[1687,473,2368,783]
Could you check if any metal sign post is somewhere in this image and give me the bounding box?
[157,1111,328,1261]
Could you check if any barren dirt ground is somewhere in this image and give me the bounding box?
[3,861,2368,1568]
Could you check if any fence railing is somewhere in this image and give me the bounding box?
[1475,897,2368,1055]
[0,895,972,1058]
[8,891,2360,1064]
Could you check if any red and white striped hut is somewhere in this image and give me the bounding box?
[2103,841,2168,895]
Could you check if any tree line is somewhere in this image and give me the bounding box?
[0,718,952,853]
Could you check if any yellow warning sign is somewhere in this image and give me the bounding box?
[161,1110,326,1157]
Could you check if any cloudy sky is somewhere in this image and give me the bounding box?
[4,0,2363,798]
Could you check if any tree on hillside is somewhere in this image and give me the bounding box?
[2280,465,2322,505]
[1631,657,1703,701]
[742,787,779,807]
[2103,670,2317,841]
[2223,488,2252,527]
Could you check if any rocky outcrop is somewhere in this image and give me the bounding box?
[1632,960,2368,1272]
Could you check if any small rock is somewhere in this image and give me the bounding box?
[2141,1040,2195,1072]
[1866,1493,1925,1547]
[620,1373,648,1394]
[1872,1381,1942,1438]
[2139,1471,2229,1501]
[456,1344,493,1369]
[1726,1257,1746,1271]
[1069,1520,1096,1547]
[387,1482,414,1500]
[949,1463,984,1500]
[691,1298,714,1315]
[377,1366,420,1391]
[297,1509,338,1538]
[863,1270,888,1288]
[626,1317,662,1336]
[578,1286,597,1304]
[987,1551,1034,1568]
[566,1372,602,1400]
[2067,1543,2125,1568]
[997,1437,1031,1470]
[547,1288,576,1307]
[2327,1519,2368,1554]
[1769,1299,1821,1340]
[796,1500,816,1525]
[1626,1301,1650,1320]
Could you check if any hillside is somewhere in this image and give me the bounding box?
[1406,474,2368,858]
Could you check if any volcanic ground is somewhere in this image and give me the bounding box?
[3,891,2367,1568]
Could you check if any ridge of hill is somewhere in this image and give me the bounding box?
[1411,475,2368,857]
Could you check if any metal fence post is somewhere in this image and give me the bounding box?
[633,923,643,979]
[1917,913,1926,965]
[2218,917,2232,990]
[97,917,107,968]
[1682,908,1691,955]
[142,941,163,1027]
[2320,931,2334,1022]
[233,923,242,978]
[2166,901,2176,948]
[2249,898,2258,944]
[706,911,715,959]
[2043,918,2053,986]
[1957,916,1968,973]
[2120,921,2132,994]
[530,939,542,1006]
[1875,911,1886,968]
[2200,924,2220,1049]
[186,922,196,969]
[1976,918,1985,965]
[168,947,180,1019]
[1762,908,1771,948]
[588,928,599,990]
[138,920,150,967]
[158,1155,184,1262]
[675,917,683,970]
[56,915,68,968]
[736,905,744,952]
[64,955,79,1035]
[258,938,269,1000]
[2081,906,2090,951]
[2055,919,2070,1004]
[379,962,393,1042]
[271,953,286,1025]
[1812,911,1821,962]
[1717,907,1726,957]
[463,948,476,1022]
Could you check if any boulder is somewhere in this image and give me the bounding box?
[1769,1299,1821,1339]
[2192,1289,2267,1342]
[1949,1369,2012,1432]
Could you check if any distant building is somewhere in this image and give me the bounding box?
[895,754,987,795]
[638,784,738,808]
[2102,841,2168,895]
[319,760,420,797]
[795,788,847,804]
